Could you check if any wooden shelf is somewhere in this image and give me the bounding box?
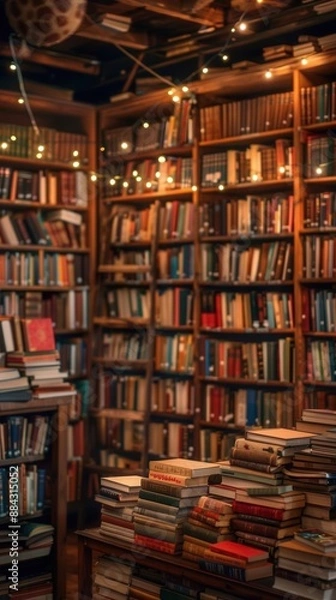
[199,327,295,336]
[200,232,294,243]
[103,188,193,203]
[199,127,294,149]
[200,377,294,389]
[201,179,293,193]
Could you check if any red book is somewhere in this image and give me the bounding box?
[21,318,56,352]
[209,540,269,563]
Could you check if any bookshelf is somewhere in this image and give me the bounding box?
[0,90,96,500]
[0,397,69,600]
[89,52,336,470]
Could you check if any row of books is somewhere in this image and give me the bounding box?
[303,390,336,412]
[306,339,336,382]
[305,134,336,178]
[0,465,46,517]
[303,234,336,278]
[0,252,89,286]
[105,288,150,320]
[97,419,144,454]
[0,209,85,248]
[56,337,88,377]
[155,334,194,373]
[201,241,293,282]
[200,91,294,141]
[103,98,194,157]
[0,167,88,206]
[200,291,294,330]
[199,338,295,382]
[149,422,194,458]
[304,192,336,229]
[0,123,88,162]
[109,205,155,242]
[302,288,336,332]
[300,81,336,125]
[0,414,50,459]
[201,141,293,187]
[157,246,194,279]
[200,430,237,463]
[103,249,152,282]
[199,194,294,237]
[101,332,149,361]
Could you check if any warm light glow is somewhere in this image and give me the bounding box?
[72,161,80,168]
[202,67,209,74]
[279,166,286,174]
[182,85,189,93]
[316,166,323,175]
[143,121,150,129]
[218,184,225,191]
[109,178,116,186]
[36,153,43,159]
[168,88,175,96]
[301,58,309,66]
[10,135,17,141]
[123,181,129,188]
[231,27,235,33]
[252,174,259,181]
[155,171,161,178]
[265,70,273,79]
[239,22,247,31]
[158,155,166,163]
[146,181,152,188]
[132,170,138,177]
[172,95,180,103]
[121,142,128,150]
[257,0,263,3]
[100,146,105,152]
[1,142,8,150]
[222,54,229,61]
[136,176,142,182]
[37,145,45,152]
[167,176,174,184]
[18,98,24,104]
[91,174,97,182]
[10,63,17,71]
[73,150,79,157]
[191,185,198,192]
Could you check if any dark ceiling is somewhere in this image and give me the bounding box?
[0,0,334,105]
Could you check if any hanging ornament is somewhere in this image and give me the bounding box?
[5,0,87,48]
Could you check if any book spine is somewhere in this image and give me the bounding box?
[134,533,179,554]
[148,471,194,485]
[199,559,247,581]
[140,478,184,498]
[233,500,284,520]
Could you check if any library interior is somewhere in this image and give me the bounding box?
[2,0,336,599]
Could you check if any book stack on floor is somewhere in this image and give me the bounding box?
[95,475,142,542]
[274,530,336,599]
[6,317,75,400]
[284,411,336,534]
[182,494,234,563]
[199,539,273,582]
[217,428,312,558]
[133,458,221,555]
[92,555,133,600]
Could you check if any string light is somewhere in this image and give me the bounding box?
[121,142,129,150]
[37,145,45,153]
[158,156,166,163]
[73,150,79,157]
[146,181,152,188]
[109,178,116,186]
[168,89,175,96]
[18,98,24,104]
[122,181,129,188]
[72,160,80,168]
[9,62,16,71]
[36,152,43,159]
[1,142,8,150]
[222,54,229,61]
[301,58,309,65]
[238,22,247,31]
[143,121,150,129]
[265,70,273,79]
[91,174,97,182]
[231,27,236,33]
[202,67,209,74]
[132,169,138,177]
[10,135,16,141]
[136,176,142,182]
[191,185,198,192]
[182,86,189,93]
[172,94,180,103]
[316,166,323,175]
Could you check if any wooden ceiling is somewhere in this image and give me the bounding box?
[0,0,333,104]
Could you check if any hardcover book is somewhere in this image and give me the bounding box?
[21,318,56,352]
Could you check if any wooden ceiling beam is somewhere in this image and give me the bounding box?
[76,21,149,49]
[115,0,224,27]
[0,44,100,75]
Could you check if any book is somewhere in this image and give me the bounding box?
[100,475,142,493]
[208,540,269,563]
[294,530,336,553]
[247,485,293,496]
[245,428,315,446]
[148,470,220,487]
[20,318,56,352]
[148,458,221,478]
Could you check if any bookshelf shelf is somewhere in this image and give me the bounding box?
[93,316,149,327]
[199,128,294,149]
[304,331,336,338]
[304,176,336,185]
[201,180,294,194]
[92,358,148,369]
[101,144,193,163]
[304,381,336,389]
[200,233,294,243]
[199,281,294,289]
[200,377,295,389]
[103,188,193,204]
[199,420,245,431]
[199,327,295,336]
[0,155,90,171]
[0,454,45,467]
[91,408,145,420]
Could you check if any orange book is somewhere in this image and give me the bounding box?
[21,318,56,352]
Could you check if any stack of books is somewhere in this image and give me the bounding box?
[134,458,221,555]
[93,555,133,600]
[0,522,54,567]
[274,531,336,599]
[182,495,234,562]
[217,428,312,556]
[284,412,336,534]
[0,366,32,402]
[262,44,293,61]
[95,475,142,543]
[199,539,273,582]
[6,317,75,400]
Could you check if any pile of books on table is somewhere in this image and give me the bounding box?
[95,475,142,542]
[199,539,273,582]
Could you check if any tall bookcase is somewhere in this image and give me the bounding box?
[0,90,96,498]
[90,52,336,470]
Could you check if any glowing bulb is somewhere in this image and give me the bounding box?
[36,153,43,159]
[316,166,323,175]
[123,181,129,188]
[10,63,17,71]
[167,176,174,184]
[202,67,209,74]
[252,174,259,181]
[73,150,79,157]
[231,27,236,33]
[10,135,17,141]
[172,95,180,103]
[146,181,152,188]
[265,70,273,79]
[72,161,80,168]
[257,0,263,3]
[121,142,128,150]
[158,155,166,163]
[218,184,225,191]
[18,98,24,104]
[239,22,247,31]
[168,88,175,96]
[191,185,198,192]
[109,178,116,186]
[143,121,150,129]
[155,171,161,178]
[136,176,142,182]
[1,142,8,150]
[279,166,286,174]
[301,58,308,66]
[222,54,229,61]
[37,145,45,152]
[100,146,105,152]
[132,170,138,177]
[91,174,97,182]
[182,85,189,93]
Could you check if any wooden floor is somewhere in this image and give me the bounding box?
[66,531,79,600]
